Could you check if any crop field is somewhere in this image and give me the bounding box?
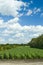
[0,45,43,59]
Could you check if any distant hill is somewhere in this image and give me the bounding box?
[28,34,43,49]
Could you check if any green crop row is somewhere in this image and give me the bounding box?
[0,46,43,59]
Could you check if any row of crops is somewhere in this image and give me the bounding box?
[0,46,43,59]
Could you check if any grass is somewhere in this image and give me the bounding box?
[0,46,43,59]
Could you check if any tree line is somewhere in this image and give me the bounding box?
[28,34,43,49]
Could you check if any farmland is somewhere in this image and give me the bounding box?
[0,35,43,59]
[0,45,43,59]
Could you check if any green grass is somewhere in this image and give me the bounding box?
[0,46,43,59]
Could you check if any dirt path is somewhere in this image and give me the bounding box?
[0,60,43,65]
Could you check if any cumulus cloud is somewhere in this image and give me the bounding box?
[15,33,24,38]
[0,0,27,17]
[0,0,43,44]
[0,18,43,44]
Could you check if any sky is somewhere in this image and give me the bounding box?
[0,0,43,44]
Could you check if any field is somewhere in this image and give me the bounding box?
[0,45,43,59]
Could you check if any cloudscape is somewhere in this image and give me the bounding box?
[0,0,43,44]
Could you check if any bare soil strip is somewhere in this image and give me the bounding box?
[0,59,43,65]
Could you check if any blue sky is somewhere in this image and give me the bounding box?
[0,0,43,25]
[20,0,43,26]
[0,0,43,44]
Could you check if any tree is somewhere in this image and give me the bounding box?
[28,34,43,49]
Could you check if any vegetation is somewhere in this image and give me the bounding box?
[0,34,43,59]
[28,34,43,49]
[0,45,43,59]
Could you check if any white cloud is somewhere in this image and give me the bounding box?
[0,18,43,44]
[0,37,5,44]
[8,38,14,42]
[7,17,19,24]
[26,9,32,16]
[0,19,6,28]
[15,33,24,38]
[26,7,41,16]
[0,0,26,17]
[33,7,41,14]
[0,0,43,44]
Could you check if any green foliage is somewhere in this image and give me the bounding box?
[0,45,43,59]
[14,54,18,59]
[28,34,43,49]
[3,53,9,59]
[9,53,13,59]
[20,54,26,59]
[0,54,3,59]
